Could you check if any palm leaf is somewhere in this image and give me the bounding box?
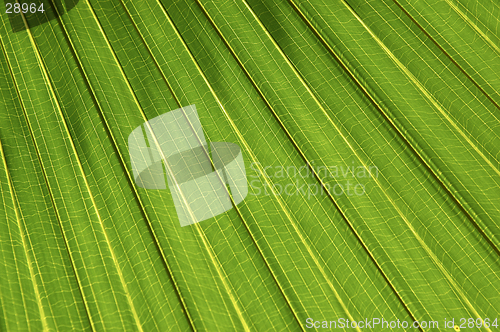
[1,0,499,330]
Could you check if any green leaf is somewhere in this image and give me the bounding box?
[1,0,499,330]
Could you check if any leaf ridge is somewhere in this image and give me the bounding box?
[43,0,197,330]
[15,7,145,330]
